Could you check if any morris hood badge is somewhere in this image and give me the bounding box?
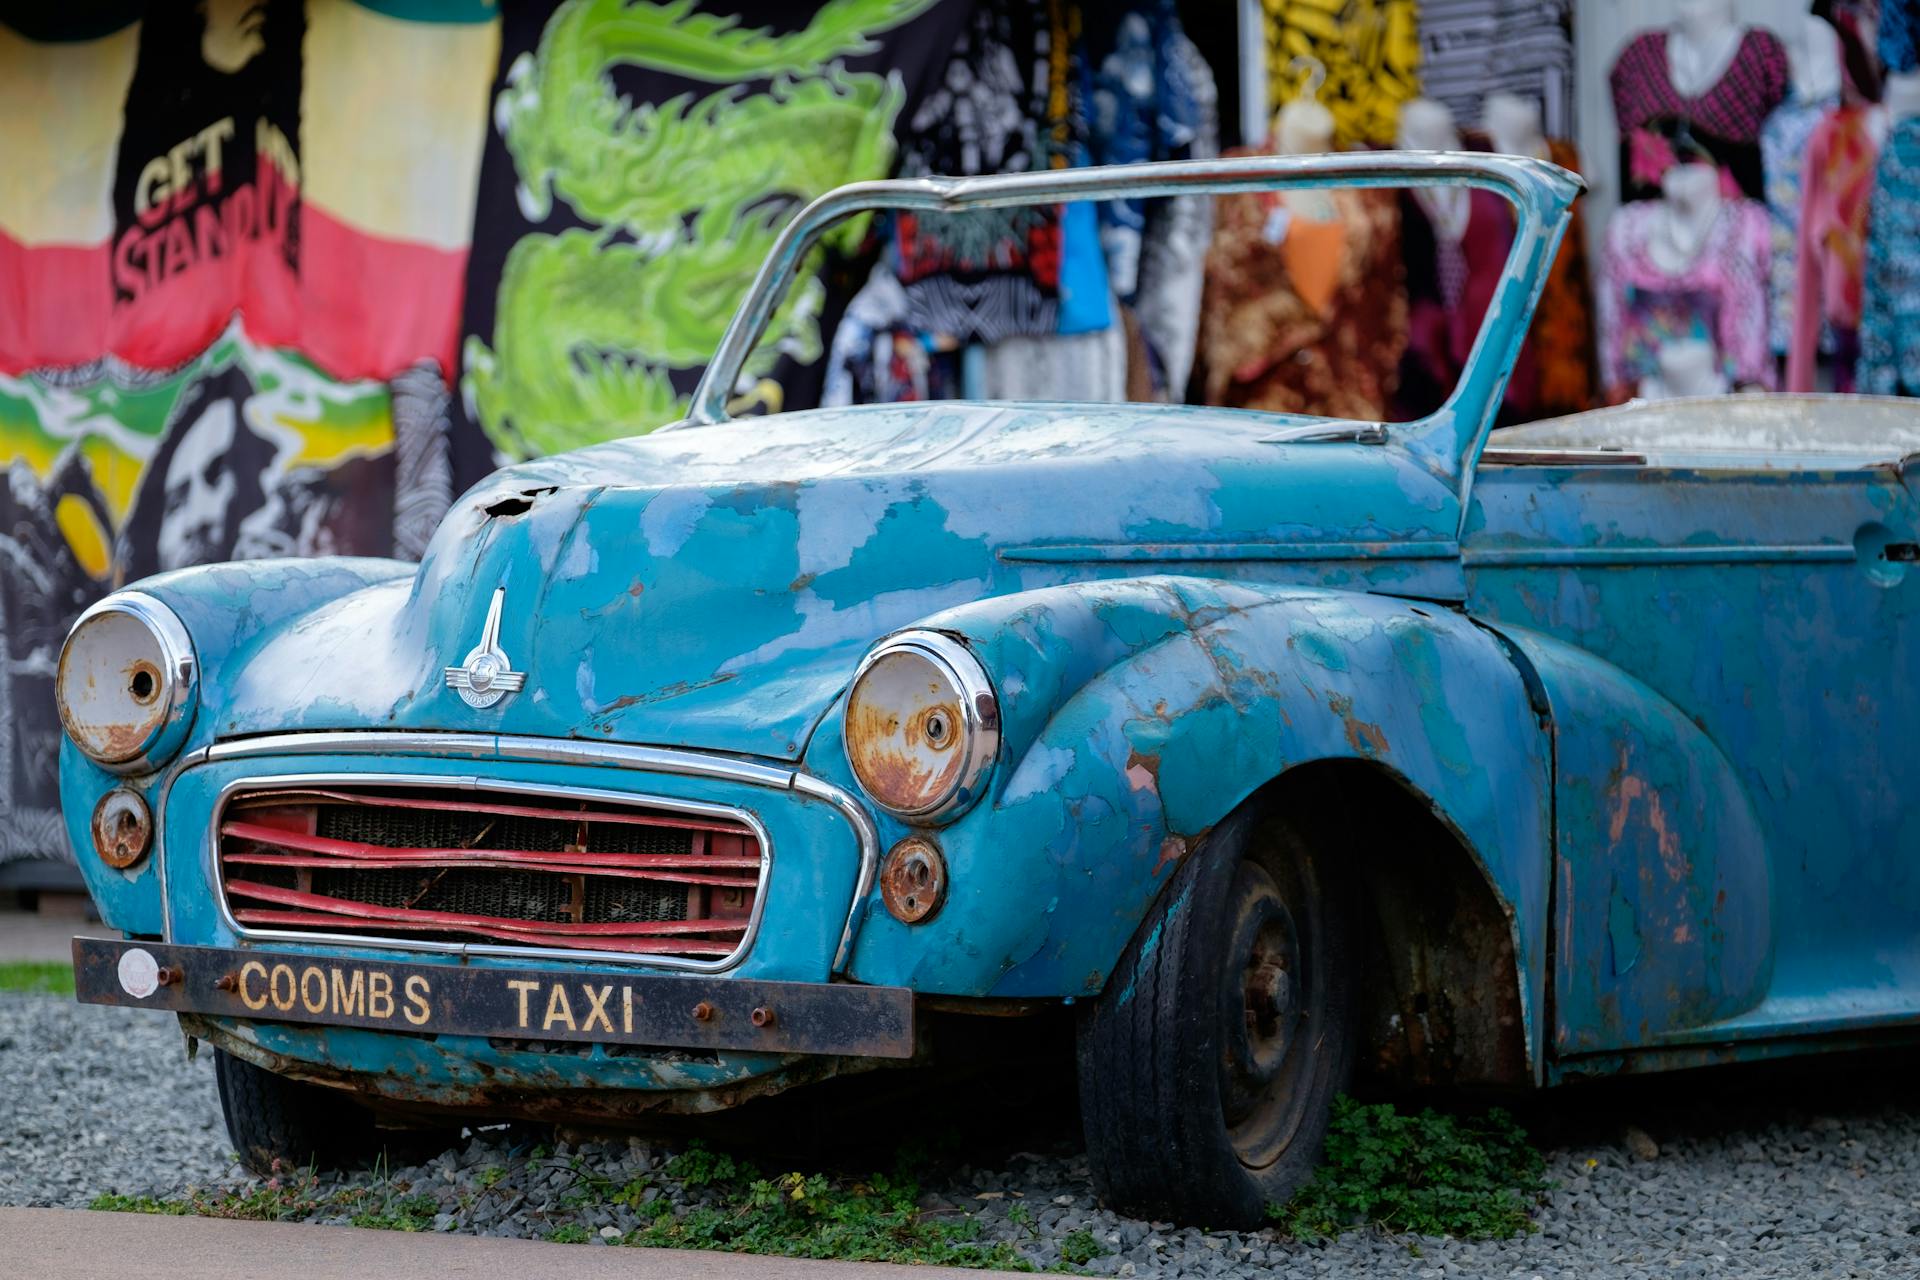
[444,587,526,708]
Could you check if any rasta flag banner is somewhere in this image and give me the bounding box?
[0,0,496,863]
[452,0,971,483]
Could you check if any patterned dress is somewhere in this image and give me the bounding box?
[891,0,1066,345]
[1610,28,1790,201]
[1788,105,1881,392]
[1857,117,1920,396]
[1198,173,1407,420]
[1527,137,1596,417]
[1761,92,1843,355]
[1597,198,1774,395]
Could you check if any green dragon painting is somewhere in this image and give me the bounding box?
[463,0,935,459]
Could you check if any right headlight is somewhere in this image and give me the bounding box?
[843,631,999,823]
[56,592,198,773]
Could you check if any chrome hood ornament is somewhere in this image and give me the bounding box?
[444,587,526,708]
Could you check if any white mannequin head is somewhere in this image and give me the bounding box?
[1397,97,1460,152]
[1785,15,1844,101]
[1484,92,1546,157]
[1661,160,1721,212]
[1674,0,1737,43]
[1275,97,1334,154]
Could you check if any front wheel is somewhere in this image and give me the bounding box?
[1076,805,1356,1227]
[214,1049,450,1173]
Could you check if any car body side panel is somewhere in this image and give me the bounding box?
[837,576,1554,1076]
[1467,459,1920,1052]
[1488,624,1773,1054]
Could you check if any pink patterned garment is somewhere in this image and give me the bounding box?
[1788,105,1882,392]
[1610,28,1790,200]
[1597,198,1776,395]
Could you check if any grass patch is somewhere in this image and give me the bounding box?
[90,1163,437,1231]
[0,962,74,995]
[618,1144,1033,1270]
[1271,1097,1549,1240]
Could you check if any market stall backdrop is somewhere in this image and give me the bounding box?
[0,0,968,867]
[4,0,1909,868]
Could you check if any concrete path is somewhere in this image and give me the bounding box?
[0,1208,1021,1279]
[0,910,107,964]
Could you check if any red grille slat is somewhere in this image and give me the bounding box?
[236,787,747,834]
[215,784,763,961]
[221,821,762,873]
[225,880,746,936]
[219,849,759,888]
[230,909,739,956]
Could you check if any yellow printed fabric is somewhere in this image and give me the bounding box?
[1264,0,1422,147]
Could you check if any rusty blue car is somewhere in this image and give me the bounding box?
[57,154,1920,1227]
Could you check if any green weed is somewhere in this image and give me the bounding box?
[1057,1228,1105,1265]
[1271,1097,1550,1240]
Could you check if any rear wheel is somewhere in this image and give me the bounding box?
[1076,804,1356,1227]
[214,1049,451,1173]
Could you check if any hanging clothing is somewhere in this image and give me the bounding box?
[1610,27,1791,201]
[1086,2,1217,397]
[1198,169,1406,420]
[1858,116,1920,396]
[1882,0,1920,76]
[1788,105,1882,392]
[892,0,1067,345]
[1262,0,1423,147]
[1761,91,1844,356]
[1396,186,1537,420]
[1420,0,1575,137]
[1526,137,1596,417]
[1597,198,1773,395]
[973,311,1131,402]
[1130,27,1217,399]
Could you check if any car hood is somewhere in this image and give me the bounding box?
[213,403,1460,760]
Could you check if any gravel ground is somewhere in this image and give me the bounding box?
[6,989,1920,1277]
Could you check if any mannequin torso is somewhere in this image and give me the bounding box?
[1648,163,1723,275]
[1666,0,1744,96]
[1399,98,1468,240]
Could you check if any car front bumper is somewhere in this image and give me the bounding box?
[73,937,914,1060]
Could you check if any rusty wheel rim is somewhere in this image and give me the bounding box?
[1219,858,1320,1171]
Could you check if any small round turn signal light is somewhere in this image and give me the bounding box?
[879,837,947,924]
[92,787,152,869]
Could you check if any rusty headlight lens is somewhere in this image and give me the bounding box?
[56,592,197,772]
[843,632,999,823]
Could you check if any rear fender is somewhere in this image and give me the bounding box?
[842,577,1553,1070]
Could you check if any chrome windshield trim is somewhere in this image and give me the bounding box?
[203,772,772,974]
[184,733,879,974]
[687,152,1582,431]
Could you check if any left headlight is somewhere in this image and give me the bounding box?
[843,631,999,823]
[56,592,198,773]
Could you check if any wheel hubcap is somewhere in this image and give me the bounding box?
[1219,859,1317,1171]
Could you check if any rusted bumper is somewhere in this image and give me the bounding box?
[72,938,914,1059]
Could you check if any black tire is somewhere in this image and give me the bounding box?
[214,1049,386,1174]
[1077,804,1357,1228]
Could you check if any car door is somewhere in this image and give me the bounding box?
[1462,426,1920,1063]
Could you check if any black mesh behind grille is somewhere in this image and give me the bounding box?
[315,805,695,858]
[224,787,752,955]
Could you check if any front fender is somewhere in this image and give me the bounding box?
[840,577,1551,1043]
[59,557,412,936]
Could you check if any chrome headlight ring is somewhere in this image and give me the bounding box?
[56,591,198,773]
[843,631,1000,824]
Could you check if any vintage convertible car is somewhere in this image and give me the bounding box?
[61,154,1919,1227]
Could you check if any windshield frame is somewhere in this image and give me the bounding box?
[687,152,1582,500]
